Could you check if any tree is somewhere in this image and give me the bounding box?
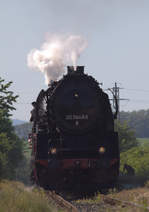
[0,133,12,177]
[0,77,24,179]
[0,77,18,117]
[115,120,138,152]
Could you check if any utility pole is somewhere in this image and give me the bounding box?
[112,82,120,114]
[109,82,129,120]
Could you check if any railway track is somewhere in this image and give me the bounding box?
[72,194,149,212]
[40,176,149,212]
[100,194,149,211]
[46,190,149,212]
[46,191,79,212]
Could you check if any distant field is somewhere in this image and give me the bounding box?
[137,138,149,146]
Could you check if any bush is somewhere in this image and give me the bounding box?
[115,120,138,152]
[120,144,149,177]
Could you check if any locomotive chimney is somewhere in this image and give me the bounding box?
[67,66,75,74]
[67,66,84,75]
[76,66,84,74]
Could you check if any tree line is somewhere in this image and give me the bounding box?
[120,110,149,138]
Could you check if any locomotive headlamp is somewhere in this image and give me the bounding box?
[50,148,57,154]
[74,93,79,98]
[99,147,105,154]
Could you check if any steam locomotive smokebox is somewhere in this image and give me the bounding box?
[50,68,101,133]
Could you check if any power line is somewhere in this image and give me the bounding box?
[125,88,149,93]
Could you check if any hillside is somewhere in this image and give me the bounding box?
[12,119,27,126]
[14,122,32,140]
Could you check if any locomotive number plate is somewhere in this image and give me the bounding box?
[65,114,88,120]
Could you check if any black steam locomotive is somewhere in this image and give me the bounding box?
[29,66,119,190]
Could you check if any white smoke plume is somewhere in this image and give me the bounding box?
[27,34,87,85]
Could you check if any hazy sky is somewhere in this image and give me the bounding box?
[1,0,149,121]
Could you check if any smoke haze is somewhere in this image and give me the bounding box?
[27,34,87,85]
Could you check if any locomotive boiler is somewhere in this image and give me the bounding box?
[30,66,119,191]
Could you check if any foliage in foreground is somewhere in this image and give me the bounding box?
[15,146,31,185]
[120,143,149,177]
[0,180,63,212]
[0,76,24,179]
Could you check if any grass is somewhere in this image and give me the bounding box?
[75,192,101,204]
[107,185,149,209]
[137,138,149,146]
[0,180,64,212]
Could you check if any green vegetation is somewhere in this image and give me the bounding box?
[116,120,149,178]
[120,143,149,177]
[0,76,24,179]
[0,77,18,117]
[116,120,138,152]
[0,180,63,212]
[15,142,31,184]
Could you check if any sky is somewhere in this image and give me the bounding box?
[1,0,149,121]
